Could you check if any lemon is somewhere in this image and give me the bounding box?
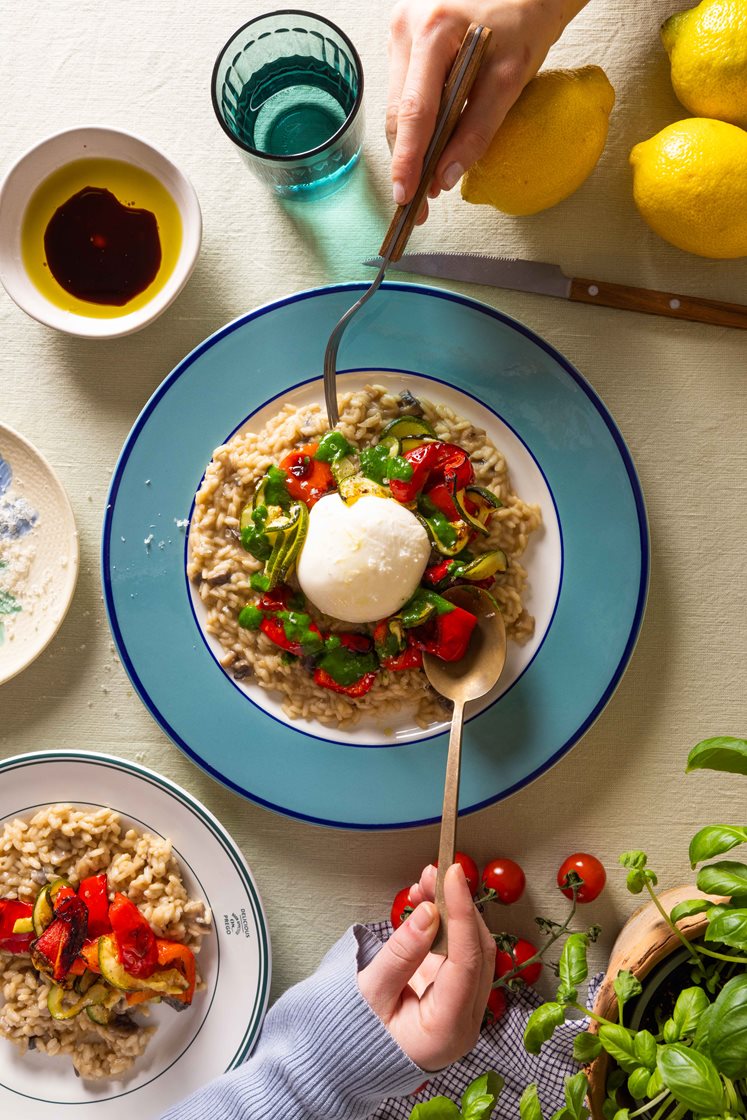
[662,0,747,128]
[461,66,615,216]
[630,118,747,258]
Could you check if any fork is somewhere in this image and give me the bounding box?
[322,22,492,427]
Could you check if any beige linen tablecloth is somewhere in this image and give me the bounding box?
[1,1,745,1004]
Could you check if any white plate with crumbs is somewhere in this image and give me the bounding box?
[0,423,78,684]
[0,750,271,1119]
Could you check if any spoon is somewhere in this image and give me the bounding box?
[422,585,507,955]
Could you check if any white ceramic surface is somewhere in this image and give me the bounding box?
[0,423,78,684]
[0,127,201,338]
[0,750,271,1119]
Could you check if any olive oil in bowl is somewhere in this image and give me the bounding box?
[22,158,182,319]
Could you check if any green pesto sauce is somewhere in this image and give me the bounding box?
[264,465,290,506]
[238,604,263,629]
[317,646,378,686]
[315,431,354,463]
[277,610,323,652]
[359,442,413,485]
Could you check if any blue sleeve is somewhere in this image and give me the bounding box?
[161,924,427,1120]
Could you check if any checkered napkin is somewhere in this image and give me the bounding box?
[364,921,602,1120]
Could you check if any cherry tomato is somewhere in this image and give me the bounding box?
[484,986,507,1025]
[390,887,412,929]
[481,858,526,905]
[494,938,542,985]
[557,853,607,903]
[435,851,480,897]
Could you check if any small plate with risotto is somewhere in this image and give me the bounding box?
[103,282,648,829]
[0,750,270,1118]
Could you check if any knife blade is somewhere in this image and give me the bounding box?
[361,252,747,330]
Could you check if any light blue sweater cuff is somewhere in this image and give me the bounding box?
[161,923,426,1119]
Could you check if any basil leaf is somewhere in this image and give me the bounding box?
[627,1067,650,1100]
[601,1102,617,1120]
[410,1098,462,1119]
[563,1071,589,1120]
[598,1025,639,1073]
[646,1067,664,1097]
[612,1111,630,1120]
[689,825,747,868]
[524,1002,565,1054]
[686,736,747,775]
[672,986,710,1036]
[663,1019,679,1044]
[657,1043,724,1113]
[697,860,747,897]
[669,898,712,923]
[693,1002,714,1055]
[613,970,642,1018]
[709,975,747,1079]
[519,1083,544,1120]
[705,907,747,950]
[619,851,648,870]
[573,1032,602,1063]
[462,1072,504,1120]
[633,1029,657,1069]
[560,934,589,988]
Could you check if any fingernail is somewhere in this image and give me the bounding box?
[442,162,464,191]
[412,902,437,930]
[393,180,407,205]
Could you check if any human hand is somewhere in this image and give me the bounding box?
[386,0,589,215]
[357,863,495,1071]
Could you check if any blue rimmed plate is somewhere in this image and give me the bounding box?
[0,750,270,1118]
[103,283,648,829]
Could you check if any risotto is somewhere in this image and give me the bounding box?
[188,385,542,729]
[0,804,211,1080]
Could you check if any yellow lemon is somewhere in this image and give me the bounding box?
[662,0,747,128]
[461,66,615,216]
[630,118,747,258]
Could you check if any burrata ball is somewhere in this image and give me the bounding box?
[296,493,431,624]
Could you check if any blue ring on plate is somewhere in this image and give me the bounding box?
[182,365,564,747]
[102,282,649,830]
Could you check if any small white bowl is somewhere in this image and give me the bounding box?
[0,126,202,339]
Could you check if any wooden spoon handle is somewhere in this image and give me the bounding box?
[432,698,466,956]
[569,276,747,329]
[379,24,492,263]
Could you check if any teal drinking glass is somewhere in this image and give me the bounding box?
[211,10,364,200]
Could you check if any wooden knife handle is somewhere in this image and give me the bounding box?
[379,24,491,263]
[570,277,747,329]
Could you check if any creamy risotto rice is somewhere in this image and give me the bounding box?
[0,804,211,1080]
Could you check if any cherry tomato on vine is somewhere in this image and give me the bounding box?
[484,986,507,1025]
[494,938,542,985]
[557,853,606,903]
[390,887,412,929]
[435,851,479,897]
[481,858,526,904]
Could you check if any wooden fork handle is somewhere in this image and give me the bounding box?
[379,23,492,263]
[570,277,747,329]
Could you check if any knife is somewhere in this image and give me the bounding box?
[362,252,747,330]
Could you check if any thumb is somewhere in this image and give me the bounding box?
[358,902,439,1021]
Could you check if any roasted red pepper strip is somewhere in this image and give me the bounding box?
[390,441,475,504]
[423,482,461,521]
[411,603,477,662]
[279,443,334,507]
[381,645,423,671]
[156,939,196,1004]
[31,894,88,981]
[78,874,111,940]
[80,938,102,974]
[0,899,34,954]
[260,615,323,656]
[313,667,377,697]
[258,585,294,612]
[109,893,158,980]
[338,632,373,654]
